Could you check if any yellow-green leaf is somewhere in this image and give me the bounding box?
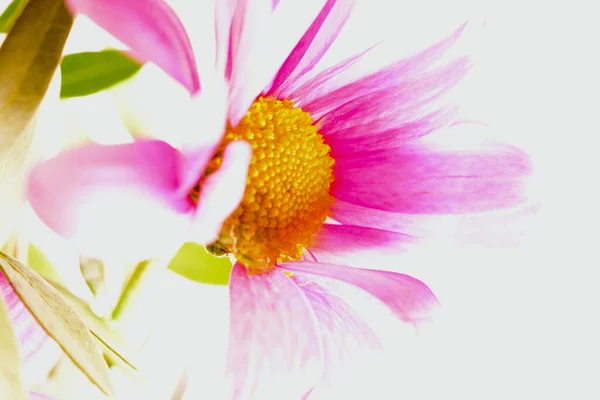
[0,251,115,396]
[28,244,65,286]
[0,288,27,400]
[0,0,72,137]
[168,242,232,285]
[0,0,73,245]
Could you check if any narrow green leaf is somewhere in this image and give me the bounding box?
[0,288,27,400]
[167,242,232,285]
[0,0,28,33]
[0,0,73,244]
[48,279,139,375]
[60,50,143,98]
[0,251,115,396]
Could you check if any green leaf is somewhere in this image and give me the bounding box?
[0,0,72,244]
[0,286,27,400]
[0,0,28,33]
[167,242,232,285]
[60,50,143,98]
[0,251,115,396]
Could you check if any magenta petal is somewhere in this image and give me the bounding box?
[268,0,356,96]
[27,141,194,261]
[308,224,417,268]
[227,262,323,399]
[66,0,199,94]
[281,261,439,327]
[289,274,380,388]
[0,271,51,363]
[332,125,533,214]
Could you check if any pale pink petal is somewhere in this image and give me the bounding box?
[66,0,200,93]
[267,0,356,97]
[0,271,51,363]
[332,126,532,214]
[29,393,56,400]
[319,58,469,157]
[27,141,194,261]
[453,202,542,247]
[191,141,252,244]
[308,224,417,268]
[289,274,380,390]
[289,23,467,109]
[281,261,439,327]
[330,200,541,248]
[215,0,244,77]
[228,0,325,125]
[227,262,323,399]
[330,199,455,235]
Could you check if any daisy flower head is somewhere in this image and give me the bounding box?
[27,0,532,398]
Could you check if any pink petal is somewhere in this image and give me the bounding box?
[280,261,439,327]
[319,58,469,157]
[289,274,380,389]
[192,141,252,244]
[289,22,467,111]
[308,223,417,267]
[66,0,200,93]
[228,0,325,125]
[0,271,51,363]
[27,141,194,261]
[331,125,532,214]
[267,0,356,97]
[227,262,323,399]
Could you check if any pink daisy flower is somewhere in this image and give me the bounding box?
[27,0,532,398]
[0,271,59,399]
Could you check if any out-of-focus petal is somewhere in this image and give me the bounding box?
[332,125,532,214]
[227,262,323,400]
[281,261,438,327]
[27,140,194,261]
[28,393,56,400]
[0,271,51,363]
[268,0,356,97]
[308,224,417,268]
[65,0,200,93]
[228,0,324,125]
[192,141,252,244]
[289,274,380,393]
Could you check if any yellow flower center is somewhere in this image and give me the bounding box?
[198,97,334,274]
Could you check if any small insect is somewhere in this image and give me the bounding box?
[206,241,229,257]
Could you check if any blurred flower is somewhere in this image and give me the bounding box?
[26,0,533,398]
